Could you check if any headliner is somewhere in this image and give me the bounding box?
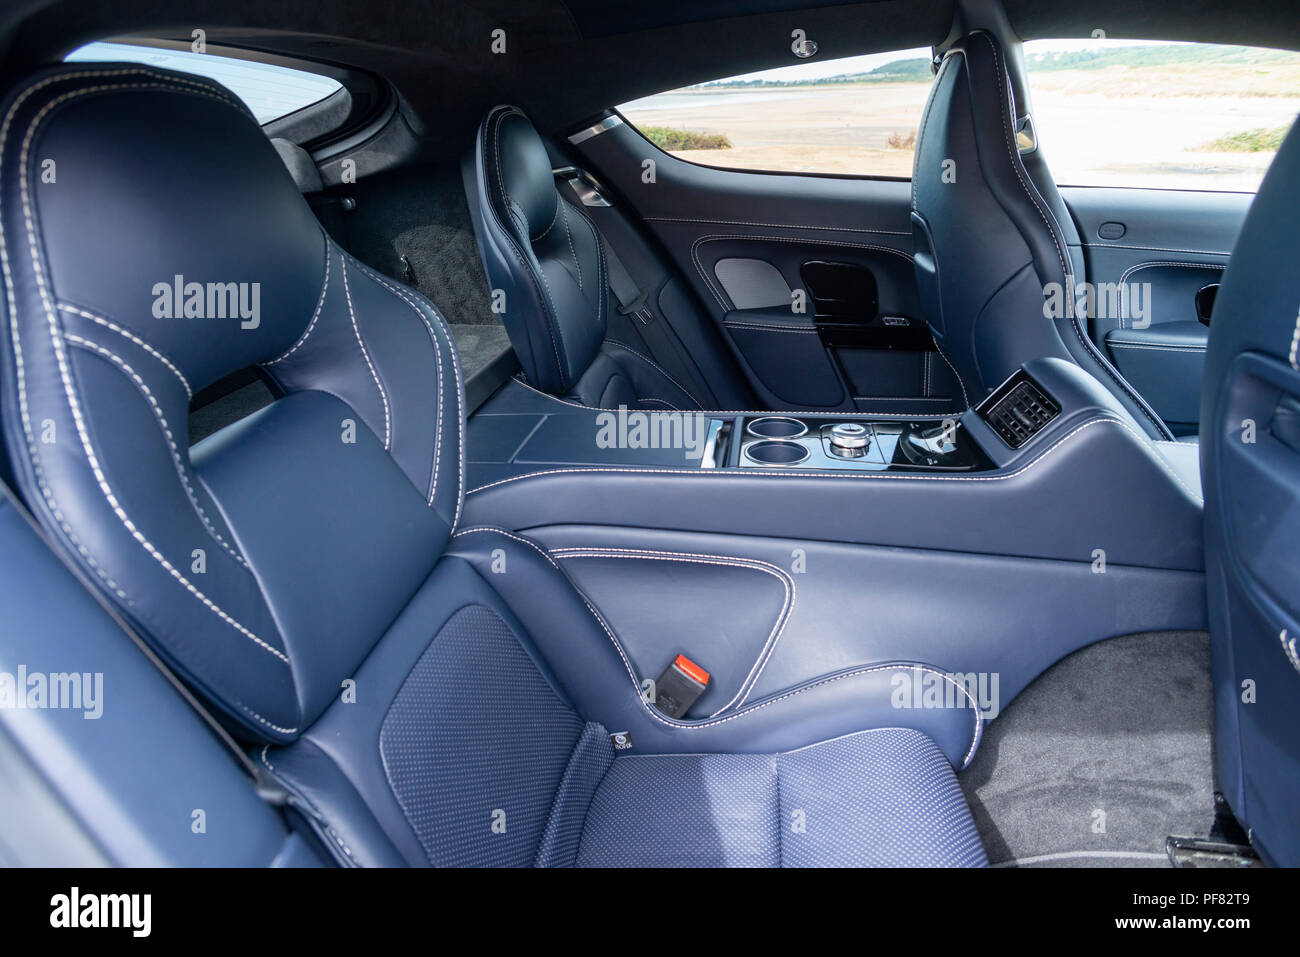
[2,1,1297,155]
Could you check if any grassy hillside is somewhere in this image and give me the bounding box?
[697,44,1300,89]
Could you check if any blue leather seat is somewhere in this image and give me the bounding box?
[1200,119,1300,866]
[466,105,706,409]
[911,31,1174,440]
[0,64,986,867]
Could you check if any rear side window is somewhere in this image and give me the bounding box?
[1023,38,1300,192]
[65,41,342,125]
[618,47,933,177]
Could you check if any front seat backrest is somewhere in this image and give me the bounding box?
[0,64,464,741]
[1200,120,1300,866]
[911,31,1173,439]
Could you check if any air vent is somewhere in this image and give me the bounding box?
[983,377,1060,449]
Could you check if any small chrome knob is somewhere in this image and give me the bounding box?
[828,422,870,457]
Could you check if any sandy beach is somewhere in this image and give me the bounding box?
[621,62,1300,190]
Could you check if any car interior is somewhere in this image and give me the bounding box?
[0,0,1296,874]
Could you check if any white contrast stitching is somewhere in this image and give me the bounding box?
[1281,629,1300,676]
[264,239,332,364]
[341,257,391,450]
[238,703,296,735]
[558,200,582,288]
[63,333,249,568]
[1290,305,1300,371]
[259,747,352,852]
[352,258,465,526]
[1116,261,1224,329]
[549,546,795,713]
[57,302,192,399]
[603,339,702,408]
[980,33,1170,440]
[1108,342,1206,353]
[486,106,567,385]
[0,72,248,601]
[646,216,910,237]
[450,526,981,762]
[563,198,607,330]
[1083,241,1232,257]
[5,73,291,668]
[929,331,970,407]
[532,197,559,241]
[355,259,444,509]
[722,321,819,333]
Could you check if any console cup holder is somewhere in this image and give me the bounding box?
[746,416,808,440]
[744,439,810,466]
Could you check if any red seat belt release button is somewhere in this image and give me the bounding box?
[653,654,710,719]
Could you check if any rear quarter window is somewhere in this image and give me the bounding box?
[1023,38,1300,192]
[618,47,933,177]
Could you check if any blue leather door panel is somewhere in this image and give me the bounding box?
[569,122,952,411]
[1063,186,1250,434]
[722,306,845,407]
[1104,320,1209,429]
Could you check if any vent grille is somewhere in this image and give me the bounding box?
[985,379,1060,449]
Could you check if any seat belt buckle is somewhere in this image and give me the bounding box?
[653,654,710,718]
[616,297,653,323]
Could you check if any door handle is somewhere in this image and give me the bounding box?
[1196,283,1220,326]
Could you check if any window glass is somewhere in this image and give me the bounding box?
[1023,38,1300,192]
[618,48,933,176]
[65,41,343,125]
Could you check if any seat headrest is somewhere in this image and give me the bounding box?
[0,65,465,743]
[5,65,329,391]
[482,106,558,241]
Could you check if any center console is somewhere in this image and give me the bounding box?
[704,413,992,471]
[462,358,1207,712]
[697,370,1060,472]
[465,359,1199,571]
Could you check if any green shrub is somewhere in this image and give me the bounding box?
[1198,126,1289,152]
[641,126,732,151]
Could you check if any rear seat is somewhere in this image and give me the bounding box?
[465,105,743,410]
[0,64,987,867]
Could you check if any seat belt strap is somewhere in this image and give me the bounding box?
[602,237,653,323]
[593,225,718,407]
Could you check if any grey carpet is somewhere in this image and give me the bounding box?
[960,630,1215,868]
[343,160,497,327]
[340,159,514,379]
